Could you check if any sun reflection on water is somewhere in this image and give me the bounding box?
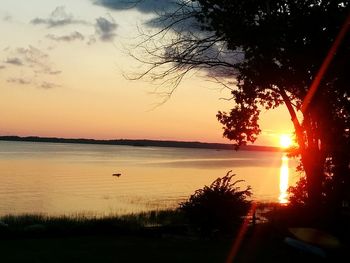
[279,154,289,204]
[0,141,298,215]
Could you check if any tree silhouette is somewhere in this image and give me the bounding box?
[131,0,350,214]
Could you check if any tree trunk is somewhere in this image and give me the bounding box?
[301,147,324,211]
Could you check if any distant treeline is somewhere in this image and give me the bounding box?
[0,136,279,152]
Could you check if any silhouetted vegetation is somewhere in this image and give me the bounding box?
[288,176,308,207]
[131,0,350,220]
[0,210,185,238]
[179,171,252,235]
[1,204,346,261]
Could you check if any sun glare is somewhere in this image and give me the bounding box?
[280,134,292,149]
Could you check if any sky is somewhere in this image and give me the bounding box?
[0,0,294,146]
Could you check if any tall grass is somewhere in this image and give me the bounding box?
[0,209,186,237]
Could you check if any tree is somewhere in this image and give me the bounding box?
[131,0,350,213]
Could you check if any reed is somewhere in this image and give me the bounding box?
[0,209,186,237]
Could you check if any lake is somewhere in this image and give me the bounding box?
[0,141,300,216]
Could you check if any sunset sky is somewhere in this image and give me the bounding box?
[0,0,294,146]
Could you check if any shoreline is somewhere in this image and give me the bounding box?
[0,135,281,152]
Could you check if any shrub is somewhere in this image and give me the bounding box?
[288,176,308,207]
[179,171,252,235]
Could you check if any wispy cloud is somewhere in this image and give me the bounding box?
[39,81,60,89]
[95,16,118,42]
[2,45,62,89]
[13,45,57,74]
[7,77,32,85]
[7,78,59,89]
[31,6,118,44]
[31,6,88,28]
[48,70,62,75]
[4,57,23,66]
[46,31,85,42]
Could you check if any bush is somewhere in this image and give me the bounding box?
[288,176,308,207]
[179,171,252,235]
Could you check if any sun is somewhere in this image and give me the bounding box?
[280,134,293,149]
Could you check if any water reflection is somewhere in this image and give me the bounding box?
[0,141,297,215]
[279,154,289,204]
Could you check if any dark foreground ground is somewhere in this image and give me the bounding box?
[0,235,229,263]
[1,208,348,262]
[0,224,343,263]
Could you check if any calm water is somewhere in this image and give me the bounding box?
[0,141,299,216]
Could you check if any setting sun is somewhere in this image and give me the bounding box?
[280,134,293,148]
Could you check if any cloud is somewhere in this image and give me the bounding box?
[9,45,62,75]
[14,46,54,74]
[7,77,32,85]
[5,57,23,66]
[16,46,48,59]
[48,70,62,75]
[95,16,118,41]
[87,36,97,45]
[2,45,62,89]
[46,31,85,42]
[96,0,201,33]
[39,81,60,89]
[3,14,12,22]
[95,0,177,13]
[7,78,60,89]
[31,6,87,27]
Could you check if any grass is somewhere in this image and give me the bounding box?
[0,205,348,262]
[0,210,231,263]
[0,210,187,237]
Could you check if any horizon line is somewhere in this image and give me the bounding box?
[0,134,279,150]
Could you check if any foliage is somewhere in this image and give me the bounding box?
[288,176,308,207]
[192,0,350,209]
[179,171,251,234]
[288,173,338,209]
[132,0,350,211]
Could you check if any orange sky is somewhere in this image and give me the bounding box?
[0,0,294,146]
